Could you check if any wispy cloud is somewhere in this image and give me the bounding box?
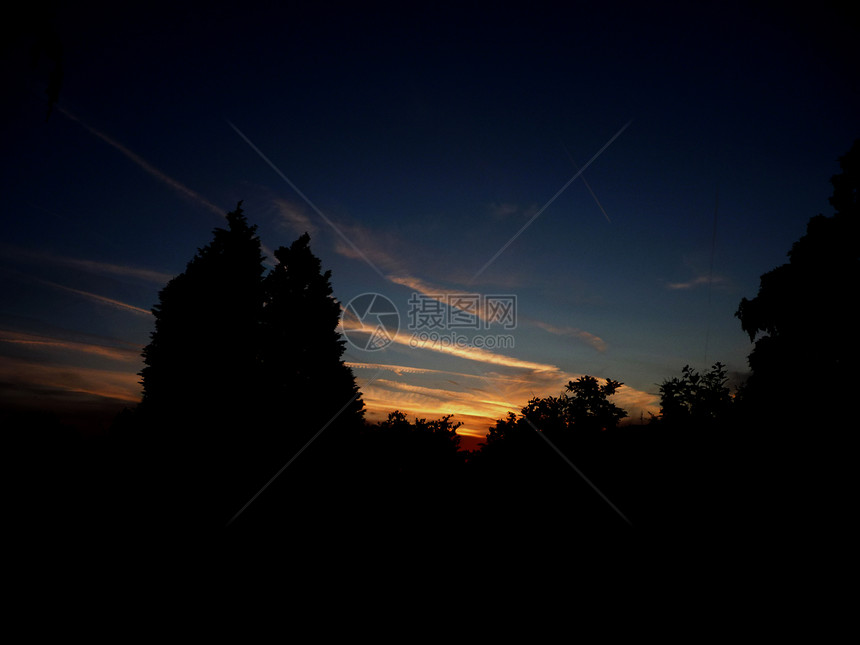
[341,313,561,373]
[384,274,504,328]
[0,329,140,363]
[345,361,469,378]
[666,275,726,290]
[348,359,660,439]
[360,377,515,436]
[385,274,449,297]
[327,219,511,325]
[35,277,152,317]
[530,319,608,353]
[488,202,527,219]
[52,257,172,284]
[329,220,408,277]
[349,360,542,436]
[273,198,317,236]
[0,244,173,284]
[408,339,559,372]
[227,119,389,279]
[0,355,141,404]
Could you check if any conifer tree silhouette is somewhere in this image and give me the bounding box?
[252,232,365,509]
[131,207,364,530]
[260,232,364,443]
[140,202,265,426]
[135,202,266,529]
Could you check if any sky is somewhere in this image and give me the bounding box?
[1,2,857,448]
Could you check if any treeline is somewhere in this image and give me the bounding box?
[8,139,857,552]
[7,362,745,546]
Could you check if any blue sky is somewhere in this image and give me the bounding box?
[2,2,857,443]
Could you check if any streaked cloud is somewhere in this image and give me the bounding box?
[530,319,608,353]
[345,361,467,378]
[342,314,560,373]
[666,274,726,290]
[330,221,512,326]
[386,274,449,297]
[0,244,173,284]
[0,355,141,404]
[273,198,317,236]
[0,329,140,363]
[36,277,152,317]
[293,207,655,436]
[350,361,536,437]
[329,215,528,296]
[348,357,660,441]
[385,273,501,327]
[360,377,515,437]
[51,257,172,284]
[488,201,522,219]
[330,220,406,277]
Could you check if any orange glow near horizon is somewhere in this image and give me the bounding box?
[350,358,661,447]
[0,355,142,404]
[0,330,141,363]
[359,385,509,436]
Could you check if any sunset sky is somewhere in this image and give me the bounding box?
[2,2,857,447]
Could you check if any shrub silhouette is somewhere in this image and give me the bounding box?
[482,375,628,446]
[470,376,634,531]
[656,362,734,430]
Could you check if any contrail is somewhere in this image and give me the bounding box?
[58,106,224,216]
[38,277,152,317]
[59,108,284,264]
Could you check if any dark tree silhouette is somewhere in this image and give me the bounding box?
[469,377,634,534]
[732,140,859,540]
[243,232,366,528]
[140,202,265,424]
[259,232,365,449]
[736,140,859,429]
[132,202,266,529]
[361,410,463,479]
[123,205,365,531]
[562,376,628,433]
[656,362,734,430]
[484,376,628,445]
[344,410,469,540]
